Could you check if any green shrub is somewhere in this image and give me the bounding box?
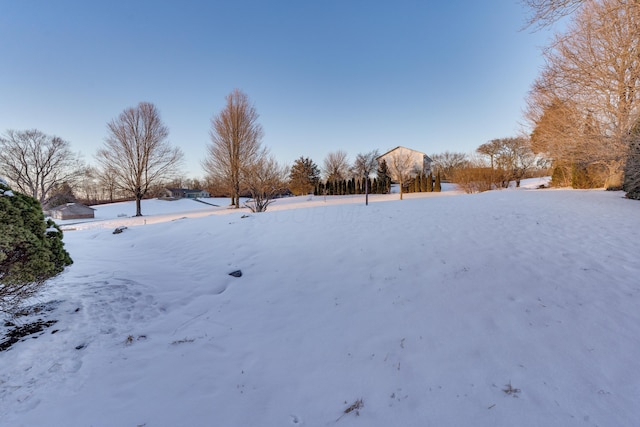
[624,140,640,199]
[1,181,72,313]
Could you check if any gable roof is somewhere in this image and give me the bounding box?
[49,203,95,214]
[377,146,433,162]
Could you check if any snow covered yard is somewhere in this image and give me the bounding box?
[1,182,639,426]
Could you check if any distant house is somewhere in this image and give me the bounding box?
[48,203,95,220]
[377,146,433,178]
[165,188,210,199]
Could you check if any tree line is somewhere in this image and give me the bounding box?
[0,89,443,215]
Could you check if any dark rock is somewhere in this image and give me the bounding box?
[113,226,127,234]
[229,270,243,278]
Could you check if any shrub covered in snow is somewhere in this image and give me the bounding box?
[0,181,72,313]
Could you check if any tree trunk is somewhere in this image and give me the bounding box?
[365,178,369,206]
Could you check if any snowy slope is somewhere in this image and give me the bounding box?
[1,181,639,427]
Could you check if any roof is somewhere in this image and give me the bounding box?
[49,203,95,214]
[377,146,432,162]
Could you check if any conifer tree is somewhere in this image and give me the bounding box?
[624,119,640,199]
[434,172,442,192]
[288,156,320,196]
[377,160,391,194]
[427,173,434,192]
[1,181,73,313]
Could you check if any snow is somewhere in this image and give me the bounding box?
[44,226,59,234]
[2,178,639,427]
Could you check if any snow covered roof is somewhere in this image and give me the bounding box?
[49,203,95,213]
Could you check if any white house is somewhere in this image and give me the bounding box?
[377,146,432,179]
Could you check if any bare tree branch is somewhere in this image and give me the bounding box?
[322,150,350,183]
[243,154,288,212]
[203,89,264,208]
[0,129,84,205]
[385,151,417,200]
[526,0,640,188]
[96,102,183,216]
[352,150,379,205]
[522,0,585,29]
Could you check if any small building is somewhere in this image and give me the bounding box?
[48,203,95,220]
[377,146,433,178]
[165,188,210,199]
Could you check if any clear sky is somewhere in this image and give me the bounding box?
[1,0,557,178]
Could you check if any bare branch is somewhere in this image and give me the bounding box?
[322,150,350,183]
[522,0,585,29]
[96,102,183,216]
[0,129,84,205]
[243,155,288,212]
[203,89,264,208]
[526,0,640,188]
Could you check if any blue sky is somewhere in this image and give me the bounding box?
[1,0,557,178]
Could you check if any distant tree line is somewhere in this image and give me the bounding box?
[312,172,441,196]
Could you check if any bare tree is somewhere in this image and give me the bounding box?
[243,154,288,212]
[203,89,265,208]
[476,140,502,187]
[526,0,640,189]
[529,97,584,159]
[0,129,83,205]
[96,102,183,216]
[430,151,468,181]
[322,150,350,183]
[386,151,417,200]
[523,0,585,28]
[75,166,102,204]
[96,164,119,203]
[352,150,379,205]
[493,137,538,187]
